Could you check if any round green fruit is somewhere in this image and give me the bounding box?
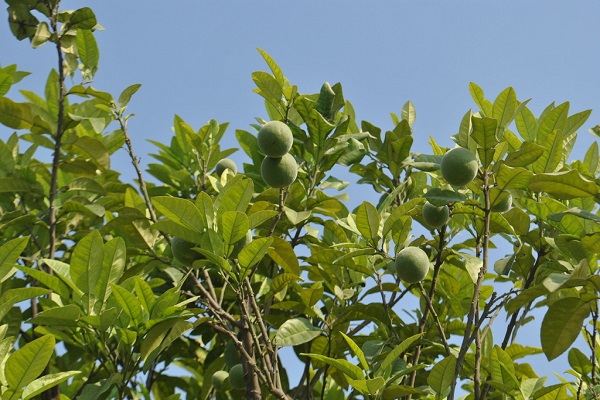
[395,247,430,284]
[491,192,512,213]
[171,237,202,266]
[215,158,237,176]
[261,153,298,188]
[440,147,478,187]
[422,201,450,228]
[211,370,229,390]
[229,363,245,389]
[257,121,294,157]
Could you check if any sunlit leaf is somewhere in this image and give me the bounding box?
[427,354,456,397]
[276,318,322,346]
[0,237,28,282]
[6,335,55,390]
[541,297,591,361]
[70,230,104,296]
[22,371,81,400]
[529,170,597,199]
[469,82,492,116]
[504,141,545,167]
[355,201,380,245]
[267,236,300,275]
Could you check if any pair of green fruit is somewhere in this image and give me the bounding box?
[211,363,245,391]
[423,148,512,227]
[258,121,298,188]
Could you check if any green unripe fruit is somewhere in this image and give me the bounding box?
[491,192,512,213]
[440,147,478,187]
[261,153,298,188]
[211,370,229,390]
[395,247,430,284]
[229,364,245,389]
[215,158,237,176]
[257,121,294,157]
[422,201,450,228]
[171,237,202,266]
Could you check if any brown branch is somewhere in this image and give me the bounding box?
[449,173,491,400]
[406,224,447,399]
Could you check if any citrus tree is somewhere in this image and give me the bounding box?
[1,2,600,400]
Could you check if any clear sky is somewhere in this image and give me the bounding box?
[2,0,600,390]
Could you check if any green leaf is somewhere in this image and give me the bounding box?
[141,318,192,366]
[153,196,206,233]
[41,259,83,297]
[110,284,143,326]
[347,376,385,396]
[532,383,568,399]
[493,87,517,129]
[29,304,80,326]
[22,370,81,400]
[118,83,142,107]
[0,97,34,129]
[76,29,99,76]
[469,82,493,116]
[238,237,273,277]
[276,318,322,346]
[72,137,110,169]
[383,385,426,399]
[67,7,97,30]
[301,353,363,380]
[0,73,12,96]
[529,170,597,199]
[70,230,104,296]
[427,354,456,397]
[424,188,467,205]
[568,347,592,376]
[401,100,416,126]
[532,130,563,173]
[257,48,286,86]
[471,116,499,150]
[6,335,55,390]
[15,266,69,299]
[269,273,302,298]
[355,201,380,245]
[339,332,369,371]
[564,109,592,137]
[537,102,569,142]
[541,297,591,361]
[0,177,43,194]
[31,21,51,48]
[378,333,423,374]
[316,82,336,120]
[496,163,533,191]
[515,105,537,141]
[220,211,249,247]
[0,288,50,320]
[504,141,546,167]
[267,236,300,275]
[0,237,28,282]
[490,346,519,389]
[95,237,126,305]
[216,176,254,216]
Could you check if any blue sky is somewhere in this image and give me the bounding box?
[2,0,600,391]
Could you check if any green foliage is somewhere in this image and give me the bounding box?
[1,3,600,400]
